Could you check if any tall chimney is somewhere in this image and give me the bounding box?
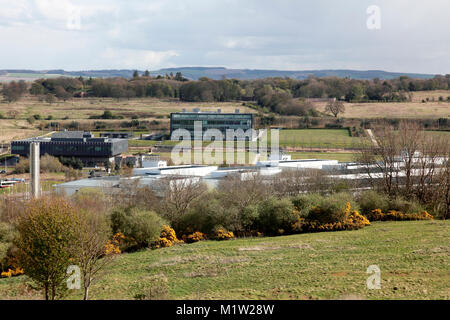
[30,142,40,198]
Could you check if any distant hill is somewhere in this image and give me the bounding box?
[150,67,437,80]
[0,67,438,81]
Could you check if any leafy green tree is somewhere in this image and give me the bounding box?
[30,82,45,95]
[15,197,80,300]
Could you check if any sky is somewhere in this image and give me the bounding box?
[0,0,449,74]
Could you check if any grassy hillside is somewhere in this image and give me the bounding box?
[1,220,448,300]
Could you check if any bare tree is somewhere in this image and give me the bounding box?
[358,121,450,212]
[218,173,271,208]
[114,179,159,210]
[325,99,345,117]
[73,210,116,300]
[157,177,208,224]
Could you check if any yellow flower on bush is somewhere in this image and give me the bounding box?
[184,231,206,243]
[105,241,121,255]
[104,232,124,255]
[215,228,234,240]
[367,209,434,221]
[1,267,25,278]
[348,210,371,226]
[155,226,184,248]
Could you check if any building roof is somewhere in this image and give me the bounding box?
[51,131,93,139]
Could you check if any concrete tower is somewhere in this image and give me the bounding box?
[30,142,40,198]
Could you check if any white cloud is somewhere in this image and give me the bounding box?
[100,48,179,69]
[0,0,448,73]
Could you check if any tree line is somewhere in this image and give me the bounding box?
[2,73,450,116]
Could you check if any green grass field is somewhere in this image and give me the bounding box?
[1,220,448,300]
[275,129,362,149]
[290,152,358,162]
[129,129,363,150]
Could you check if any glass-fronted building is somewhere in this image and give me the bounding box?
[170,111,254,140]
[11,131,128,166]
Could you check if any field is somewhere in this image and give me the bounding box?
[0,220,448,300]
[0,73,64,82]
[0,91,448,126]
[0,96,254,121]
[315,91,450,119]
[1,92,448,164]
[275,129,362,149]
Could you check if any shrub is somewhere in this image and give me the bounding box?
[110,207,167,250]
[40,154,65,173]
[155,226,183,248]
[13,158,30,174]
[358,191,390,215]
[240,204,260,232]
[0,222,15,243]
[366,209,433,221]
[388,197,425,214]
[177,199,222,235]
[291,193,324,218]
[1,267,24,278]
[214,227,234,241]
[183,231,206,243]
[300,203,370,233]
[133,274,169,300]
[347,210,371,226]
[27,116,35,124]
[257,197,297,235]
[306,193,358,224]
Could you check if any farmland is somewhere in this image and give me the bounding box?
[1,220,448,300]
[315,91,450,119]
[0,92,449,163]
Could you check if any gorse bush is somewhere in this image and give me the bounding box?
[177,196,223,235]
[305,193,359,224]
[257,197,297,236]
[214,227,235,240]
[183,231,206,243]
[292,193,325,218]
[298,202,370,233]
[388,197,425,214]
[366,209,433,221]
[357,190,390,215]
[110,207,167,250]
[155,226,183,248]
